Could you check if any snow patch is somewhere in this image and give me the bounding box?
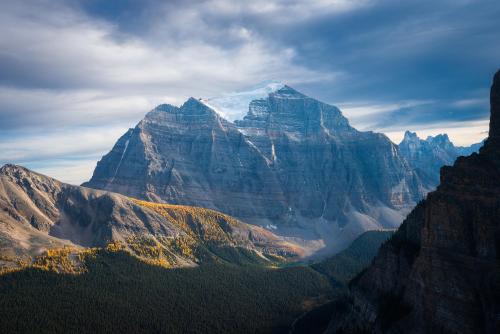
[265,224,278,230]
[271,143,277,162]
[109,138,130,184]
[204,80,285,121]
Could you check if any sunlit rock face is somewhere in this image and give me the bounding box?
[326,70,500,334]
[399,130,483,187]
[84,84,427,254]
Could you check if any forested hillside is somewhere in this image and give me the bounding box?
[0,230,391,334]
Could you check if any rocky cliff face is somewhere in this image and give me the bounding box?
[84,84,427,254]
[0,164,301,270]
[327,70,500,334]
[399,131,482,187]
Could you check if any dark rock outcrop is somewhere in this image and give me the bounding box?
[484,70,500,152]
[327,70,500,333]
[84,84,428,253]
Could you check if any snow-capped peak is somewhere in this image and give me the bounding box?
[203,80,286,122]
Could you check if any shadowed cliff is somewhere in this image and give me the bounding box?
[325,70,500,334]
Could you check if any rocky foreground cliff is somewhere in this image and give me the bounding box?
[84,83,429,254]
[326,71,500,333]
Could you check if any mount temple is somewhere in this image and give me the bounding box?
[83,83,433,254]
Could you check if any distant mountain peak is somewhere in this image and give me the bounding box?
[402,130,419,142]
[153,103,178,113]
[183,96,214,111]
[426,133,450,141]
[399,129,483,187]
[401,131,453,147]
[269,84,306,99]
[425,133,453,149]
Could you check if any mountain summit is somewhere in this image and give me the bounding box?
[84,84,427,254]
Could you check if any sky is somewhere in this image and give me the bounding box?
[0,0,499,184]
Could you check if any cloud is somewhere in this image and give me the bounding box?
[0,126,129,185]
[451,98,489,108]
[0,87,154,129]
[276,0,500,102]
[0,126,127,163]
[0,0,333,90]
[338,100,436,127]
[78,0,373,33]
[0,0,332,129]
[0,0,335,184]
[0,0,498,183]
[198,0,373,22]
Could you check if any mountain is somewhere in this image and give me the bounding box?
[399,131,483,186]
[326,70,500,333]
[84,83,427,254]
[0,164,302,271]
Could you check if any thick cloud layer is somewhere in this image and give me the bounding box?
[0,0,498,183]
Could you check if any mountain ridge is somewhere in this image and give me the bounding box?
[0,164,303,271]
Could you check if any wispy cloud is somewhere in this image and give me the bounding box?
[451,98,489,108]
[0,126,127,163]
[0,126,129,185]
[0,0,337,183]
[338,100,435,126]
